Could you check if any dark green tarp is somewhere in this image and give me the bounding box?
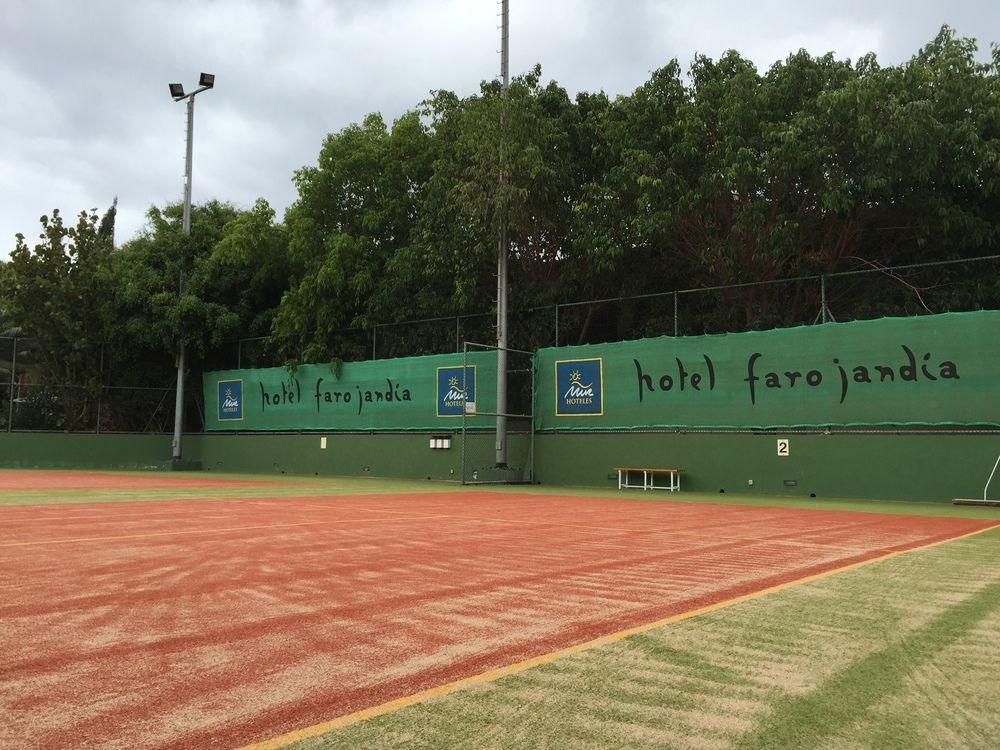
[204,351,496,431]
[535,311,1000,430]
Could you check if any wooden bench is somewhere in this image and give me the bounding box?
[614,466,684,492]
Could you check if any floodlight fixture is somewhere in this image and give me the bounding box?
[199,72,215,88]
[169,83,185,99]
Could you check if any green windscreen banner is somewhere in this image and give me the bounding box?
[204,351,497,431]
[535,310,1000,430]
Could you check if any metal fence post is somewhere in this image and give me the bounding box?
[7,337,15,431]
[371,326,377,360]
[674,292,679,337]
[554,305,560,347]
[821,275,828,324]
[95,343,104,434]
[237,338,242,369]
[455,316,461,353]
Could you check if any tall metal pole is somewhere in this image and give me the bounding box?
[172,95,195,463]
[495,0,510,468]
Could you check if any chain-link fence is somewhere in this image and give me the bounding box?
[5,255,993,433]
[0,383,176,433]
[222,254,1000,367]
[0,337,177,433]
[551,256,1000,344]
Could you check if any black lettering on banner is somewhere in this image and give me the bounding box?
[635,356,718,403]
[634,359,653,402]
[262,378,301,410]
[742,344,960,406]
[310,376,411,414]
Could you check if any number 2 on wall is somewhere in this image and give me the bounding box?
[777,439,790,457]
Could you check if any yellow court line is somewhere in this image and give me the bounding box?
[237,522,999,750]
[0,514,450,549]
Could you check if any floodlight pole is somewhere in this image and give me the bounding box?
[495,0,510,468]
[170,76,214,464]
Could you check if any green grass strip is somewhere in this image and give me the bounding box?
[735,578,1000,749]
[288,529,1000,750]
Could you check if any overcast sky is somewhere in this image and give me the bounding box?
[1,0,997,258]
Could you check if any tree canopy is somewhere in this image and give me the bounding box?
[2,26,998,430]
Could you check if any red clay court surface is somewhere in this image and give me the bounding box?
[0,470,292,491]
[0,480,995,749]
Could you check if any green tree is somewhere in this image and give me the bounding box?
[114,200,243,361]
[573,26,999,332]
[5,26,995,396]
[0,207,117,428]
[1,208,115,384]
[275,112,435,362]
[110,198,290,427]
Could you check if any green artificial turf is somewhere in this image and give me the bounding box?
[287,526,1000,750]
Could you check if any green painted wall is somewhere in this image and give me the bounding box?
[0,432,172,469]
[0,430,996,503]
[187,430,1000,502]
[533,431,1000,502]
[185,432,529,482]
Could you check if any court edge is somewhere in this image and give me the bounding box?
[237,522,999,750]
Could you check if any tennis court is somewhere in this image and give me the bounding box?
[1,470,994,749]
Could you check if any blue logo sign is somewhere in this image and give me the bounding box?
[218,379,244,421]
[555,358,603,416]
[437,366,476,417]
